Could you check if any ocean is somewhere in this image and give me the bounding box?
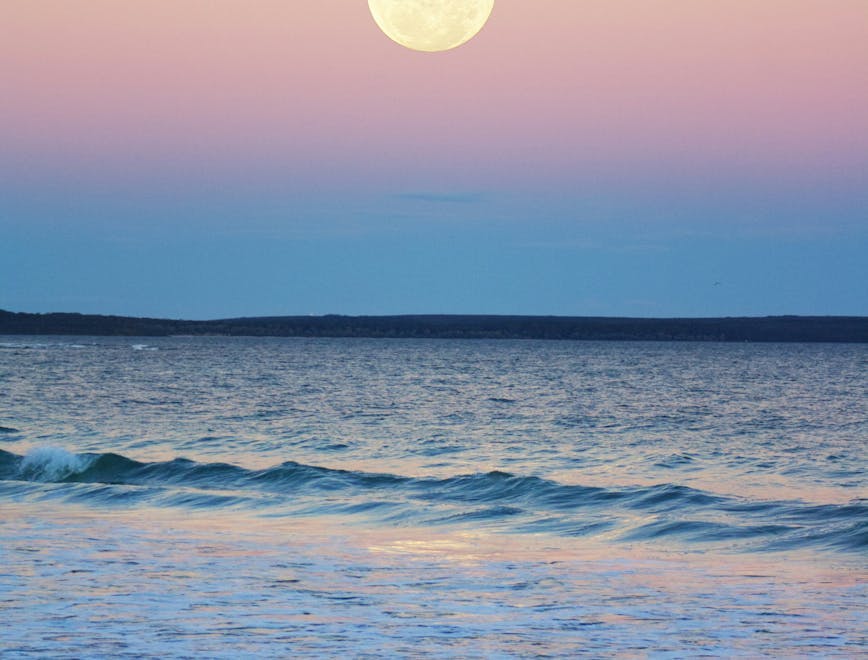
[1,336,865,657]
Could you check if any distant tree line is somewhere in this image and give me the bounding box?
[1,309,866,342]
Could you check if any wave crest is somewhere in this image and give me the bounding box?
[18,446,94,482]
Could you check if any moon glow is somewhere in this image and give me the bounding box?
[368,0,495,53]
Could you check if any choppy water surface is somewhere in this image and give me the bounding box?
[1,337,866,656]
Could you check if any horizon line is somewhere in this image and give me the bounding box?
[3,309,868,323]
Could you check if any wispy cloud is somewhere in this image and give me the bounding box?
[394,192,485,204]
[518,239,671,254]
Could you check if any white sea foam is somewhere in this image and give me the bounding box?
[0,341,44,349]
[19,446,91,481]
[0,341,90,349]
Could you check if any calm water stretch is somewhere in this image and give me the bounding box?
[1,336,866,657]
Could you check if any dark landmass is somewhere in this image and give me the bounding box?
[1,309,867,342]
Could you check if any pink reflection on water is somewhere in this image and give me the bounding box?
[3,501,865,656]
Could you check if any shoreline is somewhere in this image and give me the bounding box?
[2,309,867,342]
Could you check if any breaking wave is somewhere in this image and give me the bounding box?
[1,447,864,553]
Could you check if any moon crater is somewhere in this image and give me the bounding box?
[369,0,495,53]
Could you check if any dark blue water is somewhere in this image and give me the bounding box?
[1,337,866,656]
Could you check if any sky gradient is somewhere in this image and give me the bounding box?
[2,0,867,318]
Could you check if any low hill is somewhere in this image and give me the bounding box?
[1,310,866,342]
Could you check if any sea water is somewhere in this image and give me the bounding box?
[1,336,865,657]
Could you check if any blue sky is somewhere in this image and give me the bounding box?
[4,177,865,318]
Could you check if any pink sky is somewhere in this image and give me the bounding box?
[3,0,867,192]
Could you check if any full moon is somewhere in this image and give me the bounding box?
[368,0,495,53]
